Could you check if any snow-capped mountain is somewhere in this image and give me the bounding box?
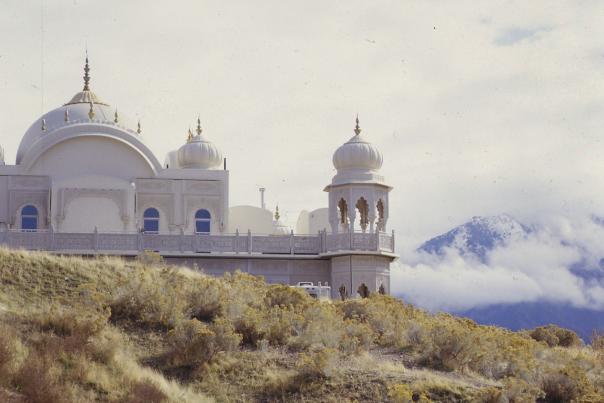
[411,215,604,342]
[418,214,530,261]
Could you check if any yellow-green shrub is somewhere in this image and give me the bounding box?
[264,284,310,309]
[110,268,187,330]
[164,318,241,370]
[529,325,583,348]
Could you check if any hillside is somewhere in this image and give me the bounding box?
[0,249,602,402]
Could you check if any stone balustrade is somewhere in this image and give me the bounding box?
[0,228,395,255]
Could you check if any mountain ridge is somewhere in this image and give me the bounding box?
[412,214,604,341]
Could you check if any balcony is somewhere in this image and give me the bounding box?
[0,229,395,256]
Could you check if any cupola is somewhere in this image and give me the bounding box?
[177,118,223,169]
[332,116,383,172]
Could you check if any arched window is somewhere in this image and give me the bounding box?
[195,209,211,234]
[21,205,38,231]
[377,199,385,231]
[355,197,369,232]
[143,208,160,233]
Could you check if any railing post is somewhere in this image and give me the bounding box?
[235,229,239,254]
[247,230,252,254]
[318,230,323,253]
[93,226,99,253]
[391,229,395,252]
[179,227,185,253]
[49,224,55,251]
[290,230,294,255]
[138,231,143,252]
[374,231,381,252]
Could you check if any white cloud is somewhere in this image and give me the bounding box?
[392,213,604,311]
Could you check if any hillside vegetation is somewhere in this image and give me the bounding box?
[0,248,602,402]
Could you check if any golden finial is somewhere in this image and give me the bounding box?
[196,116,203,136]
[354,114,361,135]
[83,51,91,91]
[64,109,69,123]
[137,120,142,134]
[88,101,95,120]
[41,118,47,132]
[114,109,119,123]
[274,205,280,221]
[187,128,193,142]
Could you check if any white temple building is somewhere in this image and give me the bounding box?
[0,57,396,299]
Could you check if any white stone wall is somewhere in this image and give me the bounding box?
[330,255,391,299]
[165,256,331,286]
[136,177,228,235]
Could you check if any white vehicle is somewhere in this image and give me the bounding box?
[292,281,331,300]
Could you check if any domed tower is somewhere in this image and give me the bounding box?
[325,116,394,299]
[325,116,391,234]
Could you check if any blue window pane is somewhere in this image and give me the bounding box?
[22,205,38,216]
[144,208,159,218]
[143,208,160,233]
[144,219,159,233]
[21,217,38,231]
[21,205,38,231]
[195,209,211,219]
[196,220,210,234]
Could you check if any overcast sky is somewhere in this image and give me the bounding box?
[2,0,604,249]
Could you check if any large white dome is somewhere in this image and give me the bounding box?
[16,58,140,165]
[177,122,223,169]
[332,118,383,172]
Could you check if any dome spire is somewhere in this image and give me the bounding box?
[354,114,361,136]
[274,205,280,221]
[196,116,203,136]
[114,108,119,123]
[83,51,91,91]
[187,127,193,142]
[137,120,142,134]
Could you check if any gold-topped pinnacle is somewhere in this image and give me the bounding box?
[88,101,95,120]
[274,205,280,221]
[83,51,91,91]
[114,109,119,123]
[354,114,361,135]
[41,118,47,132]
[137,120,142,134]
[187,128,193,142]
[64,109,69,123]
[196,117,203,136]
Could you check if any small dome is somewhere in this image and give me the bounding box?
[332,118,383,171]
[177,122,223,169]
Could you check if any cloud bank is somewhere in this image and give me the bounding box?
[392,213,604,312]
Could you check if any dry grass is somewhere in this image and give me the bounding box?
[0,247,602,402]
